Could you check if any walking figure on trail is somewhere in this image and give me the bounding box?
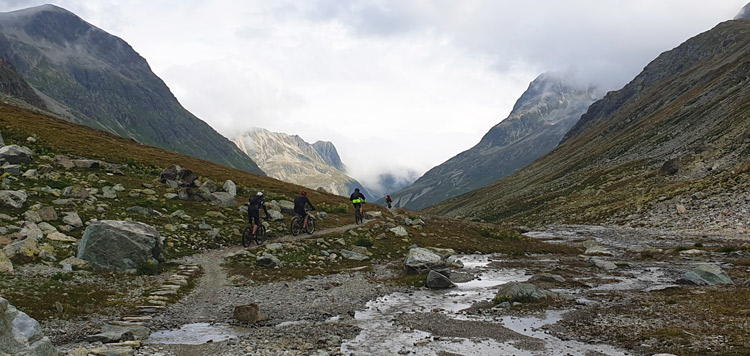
[385,194,393,209]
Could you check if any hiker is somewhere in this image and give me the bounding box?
[385,194,393,209]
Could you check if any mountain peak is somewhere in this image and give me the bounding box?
[2,4,76,19]
[736,3,750,20]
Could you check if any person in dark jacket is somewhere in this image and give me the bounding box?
[385,194,393,209]
[350,188,366,219]
[294,191,315,229]
[248,191,271,236]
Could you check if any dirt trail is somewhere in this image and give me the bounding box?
[162,220,366,323]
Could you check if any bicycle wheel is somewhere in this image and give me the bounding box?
[290,217,302,236]
[306,218,316,235]
[242,226,253,247]
[255,224,266,245]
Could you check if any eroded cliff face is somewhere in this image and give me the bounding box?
[234,128,369,197]
[389,72,600,211]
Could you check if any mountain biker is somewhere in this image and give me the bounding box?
[350,188,366,219]
[385,194,393,209]
[248,191,271,236]
[294,190,316,230]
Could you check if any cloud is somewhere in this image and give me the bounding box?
[1,0,747,193]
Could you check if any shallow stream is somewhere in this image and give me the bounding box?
[341,254,632,356]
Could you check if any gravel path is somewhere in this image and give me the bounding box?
[139,220,405,356]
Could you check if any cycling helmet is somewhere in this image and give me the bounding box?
[354,188,360,192]
[301,190,307,195]
[256,191,264,196]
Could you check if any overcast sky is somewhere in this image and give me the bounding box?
[0,1,746,193]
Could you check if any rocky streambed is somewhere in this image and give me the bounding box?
[41,224,747,356]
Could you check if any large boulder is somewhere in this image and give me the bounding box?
[208,192,236,208]
[0,297,58,356]
[0,190,27,209]
[677,264,733,286]
[77,220,164,272]
[278,200,295,215]
[86,324,150,343]
[233,303,268,324]
[494,282,554,303]
[3,237,40,262]
[426,269,455,289]
[158,164,198,187]
[404,247,444,274]
[223,180,237,197]
[0,145,33,164]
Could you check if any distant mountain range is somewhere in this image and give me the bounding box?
[0,5,263,174]
[385,72,600,210]
[234,128,370,198]
[426,18,750,226]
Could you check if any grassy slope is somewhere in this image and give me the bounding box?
[425,21,750,226]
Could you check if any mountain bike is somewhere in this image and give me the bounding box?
[290,210,316,236]
[354,205,363,225]
[242,223,266,247]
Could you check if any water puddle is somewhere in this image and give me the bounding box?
[148,322,245,345]
[341,254,633,356]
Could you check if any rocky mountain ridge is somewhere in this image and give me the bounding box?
[426,19,750,232]
[234,128,370,197]
[387,72,600,210]
[0,5,263,174]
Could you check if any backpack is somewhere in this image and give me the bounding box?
[248,195,263,209]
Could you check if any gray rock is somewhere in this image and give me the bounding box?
[446,256,464,268]
[23,210,43,223]
[198,180,217,199]
[21,169,39,180]
[72,159,100,168]
[390,226,408,237]
[37,207,57,221]
[53,155,75,169]
[268,210,284,221]
[163,193,178,200]
[86,324,150,343]
[365,211,382,219]
[0,251,12,273]
[62,212,84,228]
[257,253,282,268]
[102,186,118,199]
[77,220,164,272]
[316,211,328,220]
[208,192,236,208]
[223,180,237,197]
[3,237,40,260]
[426,270,455,289]
[233,303,267,324]
[265,243,284,252]
[0,132,3,146]
[278,200,295,215]
[0,296,58,356]
[587,258,617,270]
[584,245,614,256]
[19,222,43,240]
[0,145,33,164]
[404,247,444,274]
[0,190,27,209]
[529,273,566,283]
[0,163,21,175]
[677,264,733,286]
[494,282,553,303]
[158,164,197,187]
[340,249,369,261]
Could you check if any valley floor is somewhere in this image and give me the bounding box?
[51,223,750,356]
